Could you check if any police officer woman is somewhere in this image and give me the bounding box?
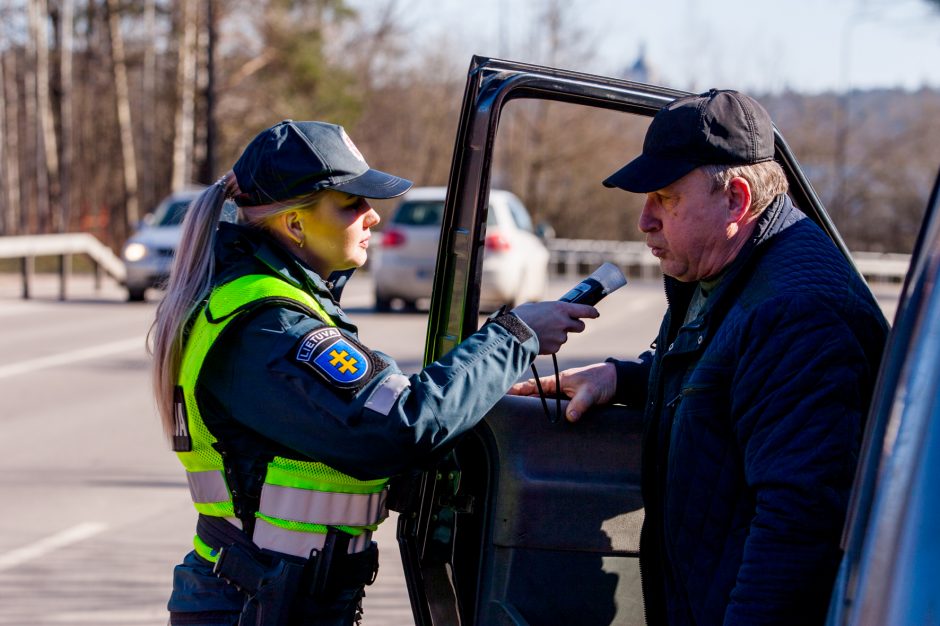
[151,120,596,625]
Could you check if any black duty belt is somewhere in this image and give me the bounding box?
[196,514,380,599]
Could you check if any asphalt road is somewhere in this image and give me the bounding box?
[0,272,900,625]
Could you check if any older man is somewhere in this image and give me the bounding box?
[512,90,889,625]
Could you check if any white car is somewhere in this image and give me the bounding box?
[372,186,550,311]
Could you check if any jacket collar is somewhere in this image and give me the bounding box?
[213,223,356,324]
[708,193,801,295]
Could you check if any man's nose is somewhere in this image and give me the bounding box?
[638,198,659,233]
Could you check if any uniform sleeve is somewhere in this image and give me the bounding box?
[202,306,539,480]
[722,294,884,625]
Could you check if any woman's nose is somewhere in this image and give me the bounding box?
[364,205,380,228]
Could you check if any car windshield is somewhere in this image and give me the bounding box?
[392,198,501,227]
[154,200,191,226]
[393,201,444,226]
[507,196,534,232]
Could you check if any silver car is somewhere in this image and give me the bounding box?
[122,187,236,301]
[372,186,550,311]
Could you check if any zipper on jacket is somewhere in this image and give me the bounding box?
[665,393,682,410]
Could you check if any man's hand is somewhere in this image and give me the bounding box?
[509,361,617,422]
[510,301,598,355]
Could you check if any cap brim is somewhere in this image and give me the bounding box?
[332,168,413,199]
[602,154,700,193]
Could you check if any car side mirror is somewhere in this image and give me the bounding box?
[138,213,155,230]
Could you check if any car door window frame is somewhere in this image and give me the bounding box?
[422,56,851,367]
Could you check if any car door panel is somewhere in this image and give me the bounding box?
[471,396,645,626]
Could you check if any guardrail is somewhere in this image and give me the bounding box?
[0,233,125,300]
[548,239,910,284]
[549,239,660,280]
[0,233,911,301]
[849,252,912,283]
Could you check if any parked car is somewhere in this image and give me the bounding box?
[389,57,940,626]
[371,186,550,311]
[122,187,236,301]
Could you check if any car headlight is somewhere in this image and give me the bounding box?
[123,242,148,262]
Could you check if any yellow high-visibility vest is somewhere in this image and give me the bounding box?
[175,274,388,561]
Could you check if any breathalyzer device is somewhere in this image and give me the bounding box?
[558,262,628,305]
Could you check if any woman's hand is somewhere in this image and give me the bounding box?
[510,301,598,355]
[509,362,617,423]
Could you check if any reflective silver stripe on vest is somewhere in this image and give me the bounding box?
[253,518,373,558]
[187,470,230,503]
[258,484,388,526]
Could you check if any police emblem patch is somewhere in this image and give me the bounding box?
[295,328,371,387]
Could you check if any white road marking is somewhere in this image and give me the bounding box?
[0,337,144,380]
[47,608,168,623]
[0,302,50,318]
[0,522,108,571]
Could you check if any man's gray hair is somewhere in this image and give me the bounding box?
[701,161,789,215]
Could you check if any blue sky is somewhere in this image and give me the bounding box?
[386,0,940,94]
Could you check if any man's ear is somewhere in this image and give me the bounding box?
[727,176,752,224]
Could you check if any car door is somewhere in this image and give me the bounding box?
[825,168,940,626]
[396,56,858,626]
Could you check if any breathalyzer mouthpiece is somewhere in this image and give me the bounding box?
[558,262,628,306]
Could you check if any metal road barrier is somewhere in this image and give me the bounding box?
[0,233,125,300]
[0,233,910,301]
[547,239,911,284]
[549,239,660,280]
[849,252,912,283]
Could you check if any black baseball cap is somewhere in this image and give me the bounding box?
[232,120,413,206]
[603,89,775,193]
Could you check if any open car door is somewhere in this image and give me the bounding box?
[396,57,855,626]
[825,168,940,626]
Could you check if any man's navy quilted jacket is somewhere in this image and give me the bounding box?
[610,194,889,625]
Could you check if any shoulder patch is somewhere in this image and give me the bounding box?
[294,327,377,390]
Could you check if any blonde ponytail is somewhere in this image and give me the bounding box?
[150,173,238,442]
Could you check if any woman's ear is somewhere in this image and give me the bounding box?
[282,210,305,247]
[727,177,753,224]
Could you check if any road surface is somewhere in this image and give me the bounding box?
[0,272,899,624]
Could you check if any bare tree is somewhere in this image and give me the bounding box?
[347,2,463,190]
[32,0,61,231]
[0,51,8,235]
[141,0,157,211]
[2,53,21,236]
[106,0,140,229]
[74,0,115,242]
[58,0,75,233]
[196,0,219,184]
[171,0,197,190]
[20,4,40,232]
[215,0,360,144]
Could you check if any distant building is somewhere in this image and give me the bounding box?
[621,43,659,84]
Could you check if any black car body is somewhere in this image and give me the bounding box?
[394,57,940,626]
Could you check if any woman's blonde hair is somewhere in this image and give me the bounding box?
[149,172,324,443]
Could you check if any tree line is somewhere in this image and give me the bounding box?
[1,0,938,254]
